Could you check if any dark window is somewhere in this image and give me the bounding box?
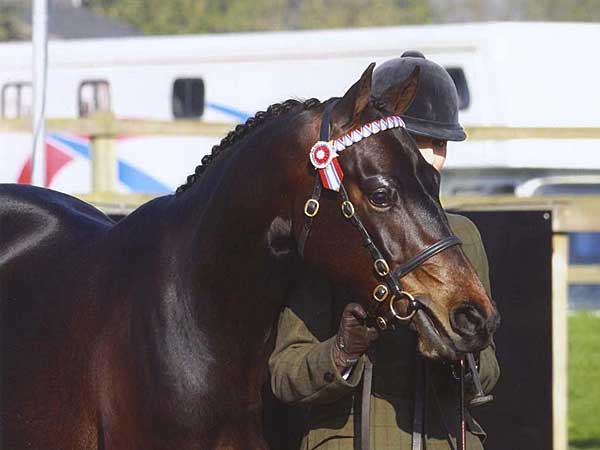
[445,67,470,110]
[1,82,32,118]
[78,80,111,117]
[172,78,205,119]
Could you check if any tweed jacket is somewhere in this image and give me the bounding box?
[269,213,500,450]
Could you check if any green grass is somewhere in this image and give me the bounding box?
[569,312,600,450]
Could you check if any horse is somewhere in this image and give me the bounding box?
[0,63,499,450]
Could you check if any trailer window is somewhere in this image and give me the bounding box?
[172,78,205,119]
[78,80,111,117]
[1,82,32,118]
[445,67,470,110]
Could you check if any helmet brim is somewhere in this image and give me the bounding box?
[403,116,467,142]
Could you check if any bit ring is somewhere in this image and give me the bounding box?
[390,291,417,321]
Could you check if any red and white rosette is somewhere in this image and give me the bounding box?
[309,141,344,191]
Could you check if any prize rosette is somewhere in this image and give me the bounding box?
[309,141,344,191]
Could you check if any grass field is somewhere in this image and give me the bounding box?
[569,311,600,450]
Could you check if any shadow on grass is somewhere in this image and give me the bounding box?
[570,439,600,450]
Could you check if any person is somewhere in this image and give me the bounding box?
[268,51,500,450]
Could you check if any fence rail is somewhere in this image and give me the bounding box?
[568,265,600,284]
[4,116,600,194]
[2,116,600,139]
[0,115,233,137]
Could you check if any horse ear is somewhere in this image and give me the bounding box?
[378,66,420,115]
[332,62,376,128]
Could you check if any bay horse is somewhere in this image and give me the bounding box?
[0,64,499,450]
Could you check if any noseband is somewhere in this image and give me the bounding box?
[297,99,461,329]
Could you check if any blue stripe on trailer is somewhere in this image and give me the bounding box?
[206,102,250,121]
[118,161,171,194]
[49,133,91,158]
[50,132,171,194]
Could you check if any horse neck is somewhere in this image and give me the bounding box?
[174,121,305,354]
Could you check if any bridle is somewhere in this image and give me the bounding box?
[297,99,461,330]
[295,99,495,450]
[296,99,491,450]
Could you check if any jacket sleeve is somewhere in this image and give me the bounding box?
[269,269,365,406]
[449,213,500,394]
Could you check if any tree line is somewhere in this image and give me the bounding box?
[1,0,600,41]
[88,0,431,34]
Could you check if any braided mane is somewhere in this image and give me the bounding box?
[176,97,322,195]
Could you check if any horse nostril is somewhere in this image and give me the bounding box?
[450,303,485,338]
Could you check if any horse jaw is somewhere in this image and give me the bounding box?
[412,309,460,361]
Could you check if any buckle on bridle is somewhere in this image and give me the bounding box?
[374,258,390,277]
[372,284,389,302]
[376,316,388,330]
[304,198,320,217]
[341,200,355,219]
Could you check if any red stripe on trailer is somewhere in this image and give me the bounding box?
[17,141,74,186]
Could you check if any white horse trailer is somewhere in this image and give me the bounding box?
[1,22,599,194]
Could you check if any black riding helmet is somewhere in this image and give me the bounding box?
[372,51,466,142]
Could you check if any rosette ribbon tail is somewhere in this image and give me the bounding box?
[318,158,344,192]
[309,140,345,192]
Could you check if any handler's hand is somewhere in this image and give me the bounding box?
[333,303,379,374]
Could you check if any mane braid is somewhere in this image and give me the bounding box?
[175,97,322,195]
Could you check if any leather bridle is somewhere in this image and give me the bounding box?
[296,100,491,450]
[297,99,462,330]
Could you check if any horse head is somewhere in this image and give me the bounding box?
[292,64,499,361]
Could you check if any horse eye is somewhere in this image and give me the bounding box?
[370,189,391,207]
